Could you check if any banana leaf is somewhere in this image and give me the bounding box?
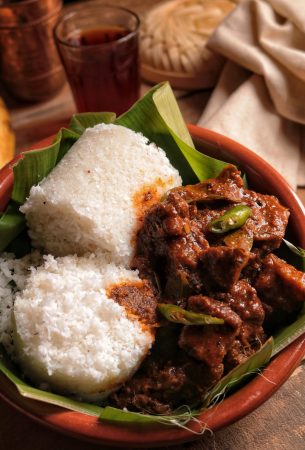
[282,239,305,272]
[99,336,271,426]
[0,114,115,253]
[99,406,200,428]
[0,203,25,252]
[0,346,101,416]
[69,112,116,134]
[116,82,227,184]
[205,338,273,407]
[0,343,200,427]
[0,82,304,427]
[12,128,80,205]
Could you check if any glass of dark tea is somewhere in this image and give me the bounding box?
[54,2,140,114]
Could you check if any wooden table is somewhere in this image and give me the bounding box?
[1,1,305,449]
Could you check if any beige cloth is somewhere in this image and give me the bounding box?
[198,0,305,189]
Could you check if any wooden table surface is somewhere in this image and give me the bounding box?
[1,1,305,449]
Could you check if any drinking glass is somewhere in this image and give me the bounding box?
[54,2,140,114]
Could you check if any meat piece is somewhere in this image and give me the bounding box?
[200,246,250,292]
[243,190,290,253]
[170,165,244,204]
[224,340,258,372]
[107,280,158,326]
[220,280,265,325]
[179,296,242,382]
[241,250,264,284]
[164,228,209,298]
[255,254,305,310]
[111,361,187,414]
[111,357,220,414]
[135,190,209,300]
[168,228,209,269]
[216,280,266,370]
[111,325,215,414]
[255,253,305,331]
[186,295,242,329]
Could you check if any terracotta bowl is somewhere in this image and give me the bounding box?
[1,125,305,447]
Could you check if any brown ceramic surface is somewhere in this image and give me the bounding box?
[0,125,305,447]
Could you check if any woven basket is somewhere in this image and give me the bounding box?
[141,0,237,89]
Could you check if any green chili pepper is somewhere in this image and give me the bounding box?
[208,205,252,234]
[158,303,224,326]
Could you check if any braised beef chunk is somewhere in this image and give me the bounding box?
[243,190,290,253]
[111,358,216,415]
[256,254,305,306]
[215,281,266,370]
[224,340,258,372]
[111,361,188,415]
[241,250,264,284]
[255,254,305,331]
[179,296,242,382]
[107,280,158,326]
[135,189,209,300]
[115,164,305,415]
[179,290,265,377]
[111,326,215,414]
[170,165,244,204]
[111,357,220,415]
[164,233,209,298]
[186,295,242,329]
[200,246,250,291]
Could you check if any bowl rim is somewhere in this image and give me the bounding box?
[1,124,305,447]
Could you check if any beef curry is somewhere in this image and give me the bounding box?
[111,165,305,414]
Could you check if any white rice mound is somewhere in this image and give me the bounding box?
[13,253,154,400]
[0,252,42,357]
[20,124,182,266]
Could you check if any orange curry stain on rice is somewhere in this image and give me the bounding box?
[132,177,174,245]
[106,279,158,335]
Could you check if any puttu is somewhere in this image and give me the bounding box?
[13,253,157,400]
[0,251,42,357]
[20,124,182,266]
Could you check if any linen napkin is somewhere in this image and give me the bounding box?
[198,0,305,189]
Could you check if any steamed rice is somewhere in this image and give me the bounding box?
[13,253,155,399]
[20,124,182,266]
[0,252,42,356]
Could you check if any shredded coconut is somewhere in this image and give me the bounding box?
[20,124,182,266]
[13,253,154,399]
[0,251,42,356]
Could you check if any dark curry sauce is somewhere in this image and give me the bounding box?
[110,165,305,414]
